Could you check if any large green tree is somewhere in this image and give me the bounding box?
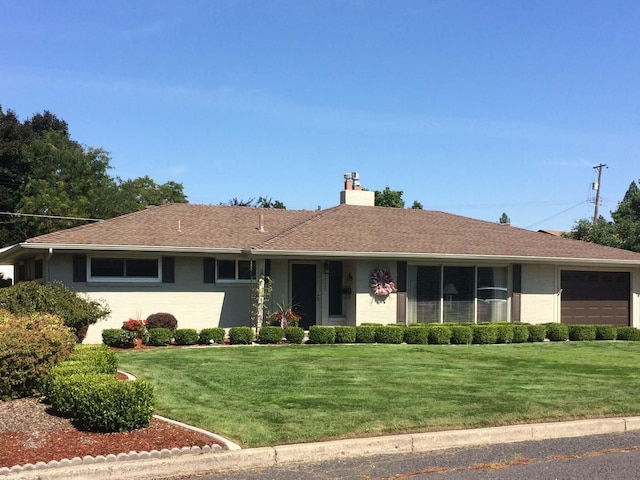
[566,180,640,252]
[0,107,187,246]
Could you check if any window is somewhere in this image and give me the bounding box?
[89,257,160,282]
[216,259,256,282]
[408,265,509,324]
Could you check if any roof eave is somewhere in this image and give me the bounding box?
[250,249,640,266]
[18,243,245,255]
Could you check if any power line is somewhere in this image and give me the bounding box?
[0,211,104,222]
[524,200,589,230]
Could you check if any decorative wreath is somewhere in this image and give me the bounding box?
[370,267,396,296]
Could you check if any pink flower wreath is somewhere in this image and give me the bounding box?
[370,267,396,296]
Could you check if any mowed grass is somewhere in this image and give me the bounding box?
[117,342,640,447]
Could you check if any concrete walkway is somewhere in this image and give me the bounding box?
[5,416,640,480]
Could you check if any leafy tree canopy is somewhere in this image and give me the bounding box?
[221,196,286,209]
[498,212,511,224]
[0,106,187,245]
[374,187,423,210]
[566,180,640,252]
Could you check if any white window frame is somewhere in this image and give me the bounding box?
[88,256,162,283]
[216,259,256,283]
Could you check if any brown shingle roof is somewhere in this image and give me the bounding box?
[23,203,640,262]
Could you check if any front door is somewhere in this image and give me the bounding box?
[291,263,317,329]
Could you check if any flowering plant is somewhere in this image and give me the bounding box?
[370,267,396,296]
[122,319,148,337]
[269,298,302,328]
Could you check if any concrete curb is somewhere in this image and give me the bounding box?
[5,416,640,480]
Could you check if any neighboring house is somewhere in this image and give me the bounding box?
[1,176,640,344]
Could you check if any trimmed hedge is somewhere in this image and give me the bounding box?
[527,324,547,342]
[335,326,356,344]
[173,329,199,345]
[472,325,499,344]
[404,327,428,345]
[595,325,617,341]
[450,325,473,345]
[258,326,284,344]
[198,327,225,345]
[73,376,154,432]
[285,326,305,344]
[307,326,335,344]
[228,326,254,345]
[545,323,569,342]
[512,324,529,343]
[616,327,640,341]
[375,326,405,344]
[44,344,155,432]
[495,324,514,344]
[0,311,76,400]
[427,325,452,345]
[568,325,597,342]
[355,326,377,343]
[147,328,173,346]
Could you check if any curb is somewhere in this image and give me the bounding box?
[5,416,640,480]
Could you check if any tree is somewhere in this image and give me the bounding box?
[567,180,640,252]
[375,187,405,208]
[221,197,286,209]
[411,200,423,210]
[498,212,511,224]
[0,106,188,245]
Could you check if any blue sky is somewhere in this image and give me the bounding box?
[1,0,638,230]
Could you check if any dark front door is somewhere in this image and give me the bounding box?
[292,263,317,329]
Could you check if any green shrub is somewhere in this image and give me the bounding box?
[102,328,124,347]
[595,325,617,341]
[404,327,429,344]
[568,325,597,341]
[198,327,225,344]
[355,326,377,343]
[67,344,117,374]
[147,328,173,346]
[334,326,356,344]
[494,324,514,344]
[472,325,499,344]
[0,311,76,400]
[616,327,640,341]
[427,325,452,345]
[527,324,547,342]
[375,326,405,344]
[47,372,115,418]
[307,326,335,344]
[258,326,284,344]
[173,328,199,345]
[511,324,530,343]
[146,312,178,331]
[450,325,473,345]
[545,323,569,342]
[228,326,254,345]
[0,281,110,341]
[73,376,154,432]
[284,326,305,344]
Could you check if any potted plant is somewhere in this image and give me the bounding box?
[122,318,148,347]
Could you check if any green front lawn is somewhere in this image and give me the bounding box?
[117,343,640,447]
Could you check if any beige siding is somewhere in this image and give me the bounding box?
[354,260,397,325]
[520,264,558,324]
[48,253,251,344]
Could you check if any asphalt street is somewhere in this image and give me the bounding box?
[182,430,640,480]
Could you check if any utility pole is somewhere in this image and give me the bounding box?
[592,163,607,224]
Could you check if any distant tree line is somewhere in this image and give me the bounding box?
[0,107,187,246]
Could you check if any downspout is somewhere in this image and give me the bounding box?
[46,248,53,283]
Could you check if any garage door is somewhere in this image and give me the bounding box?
[561,271,630,326]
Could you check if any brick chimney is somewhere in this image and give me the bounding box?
[340,172,375,206]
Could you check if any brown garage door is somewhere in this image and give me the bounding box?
[561,271,630,326]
